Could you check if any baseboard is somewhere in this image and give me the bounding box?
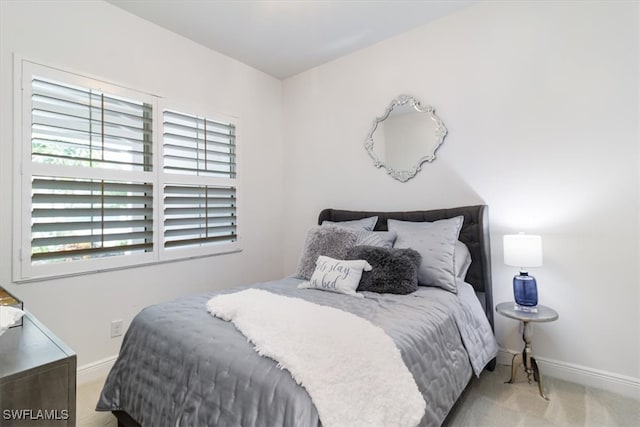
[76,355,118,385]
[497,349,640,400]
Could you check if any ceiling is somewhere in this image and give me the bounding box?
[107,0,475,80]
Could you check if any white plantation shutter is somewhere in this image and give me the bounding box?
[31,77,153,171]
[22,66,156,275]
[164,184,237,248]
[162,109,238,250]
[163,109,235,177]
[31,177,153,262]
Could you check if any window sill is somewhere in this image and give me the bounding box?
[14,248,243,284]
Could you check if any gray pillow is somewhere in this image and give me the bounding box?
[346,229,397,248]
[454,240,472,281]
[359,231,397,248]
[295,226,358,280]
[321,216,378,231]
[346,246,421,295]
[388,216,464,293]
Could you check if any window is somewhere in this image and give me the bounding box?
[31,177,154,263]
[162,110,237,250]
[163,184,237,249]
[31,77,153,171]
[15,60,239,281]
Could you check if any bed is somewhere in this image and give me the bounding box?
[97,205,497,427]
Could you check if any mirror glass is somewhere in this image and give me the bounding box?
[365,95,447,182]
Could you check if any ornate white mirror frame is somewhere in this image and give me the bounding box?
[365,95,448,182]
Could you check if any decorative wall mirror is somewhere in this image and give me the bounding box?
[365,95,447,182]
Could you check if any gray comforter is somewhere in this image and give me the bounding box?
[97,277,497,427]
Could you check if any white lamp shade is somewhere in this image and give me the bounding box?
[503,234,543,268]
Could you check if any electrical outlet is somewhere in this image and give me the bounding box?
[110,320,124,338]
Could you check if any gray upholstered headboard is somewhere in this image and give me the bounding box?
[318,205,494,330]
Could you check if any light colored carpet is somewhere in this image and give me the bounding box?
[76,376,116,427]
[77,364,639,426]
[444,365,639,427]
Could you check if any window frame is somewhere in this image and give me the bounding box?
[13,58,241,282]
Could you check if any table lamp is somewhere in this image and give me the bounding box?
[503,233,543,309]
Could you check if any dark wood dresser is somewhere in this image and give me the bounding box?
[0,311,76,426]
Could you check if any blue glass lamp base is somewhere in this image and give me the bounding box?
[513,273,538,307]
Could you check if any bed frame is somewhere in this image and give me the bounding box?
[318,204,495,334]
[113,204,495,427]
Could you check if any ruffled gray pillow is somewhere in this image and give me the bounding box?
[346,246,421,295]
[295,226,358,280]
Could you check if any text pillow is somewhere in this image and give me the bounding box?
[298,256,372,297]
[295,226,358,280]
[346,246,421,295]
[388,216,463,293]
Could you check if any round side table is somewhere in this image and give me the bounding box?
[496,302,558,399]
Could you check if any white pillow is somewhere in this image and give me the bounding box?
[298,256,372,298]
[389,216,463,293]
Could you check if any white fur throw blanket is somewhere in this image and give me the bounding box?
[206,289,425,427]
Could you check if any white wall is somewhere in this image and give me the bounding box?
[0,1,285,368]
[282,0,640,394]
